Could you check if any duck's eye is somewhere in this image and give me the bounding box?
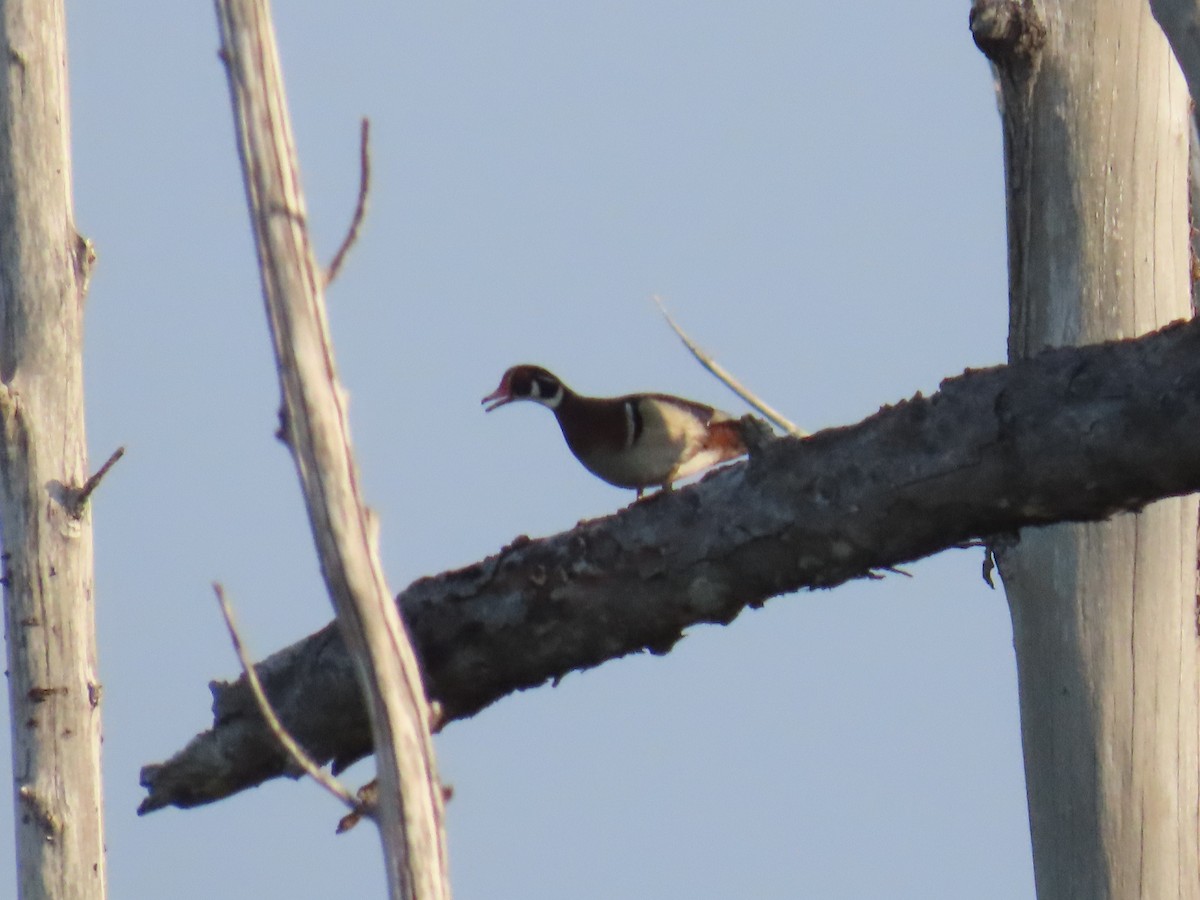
[533,376,558,398]
[508,372,533,397]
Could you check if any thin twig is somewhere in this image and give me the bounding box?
[652,295,807,437]
[325,117,372,286]
[69,445,126,517]
[212,582,366,817]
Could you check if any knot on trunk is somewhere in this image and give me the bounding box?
[970,0,1046,66]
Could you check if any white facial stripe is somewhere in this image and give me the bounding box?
[623,400,637,449]
[538,383,563,409]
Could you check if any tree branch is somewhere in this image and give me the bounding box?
[137,314,1200,812]
[212,582,364,815]
[325,117,371,287]
[653,294,806,436]
[213,2,448,897]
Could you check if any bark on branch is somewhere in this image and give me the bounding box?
[140,314,1200,812]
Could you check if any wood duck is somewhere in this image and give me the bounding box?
[483,364,747,497]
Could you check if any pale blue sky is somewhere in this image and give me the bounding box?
[1,3,1030,897]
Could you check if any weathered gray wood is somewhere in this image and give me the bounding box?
[139,314,1200,811]
[0,1,106,898]
[975,0,1200,896]
[212,2,450,898]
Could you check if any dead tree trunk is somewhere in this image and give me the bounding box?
[973,0,1200,895]
[0,1,106,899]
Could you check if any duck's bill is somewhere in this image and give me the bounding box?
[481,388,513,412]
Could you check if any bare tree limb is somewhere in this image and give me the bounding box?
[213,582,365,815]
[140,314,1200,811]
[653,295,806,437]
[325,117,371,286]
[67,445,125,517]
[212,3,448,898]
